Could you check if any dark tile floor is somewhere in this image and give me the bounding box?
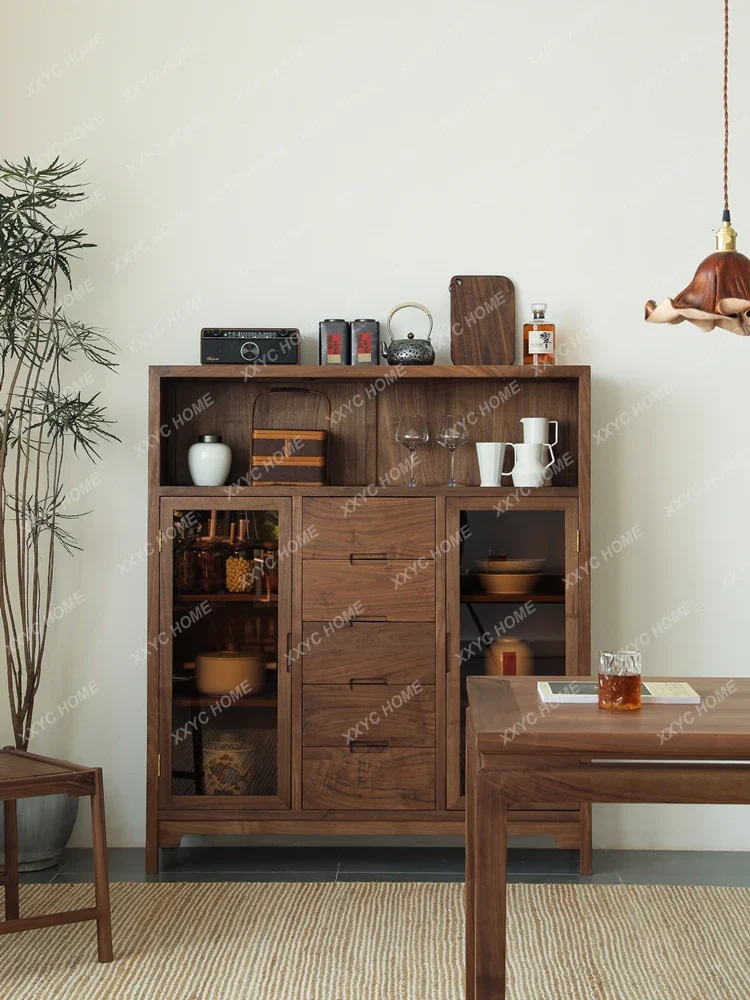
[18,847,750,886]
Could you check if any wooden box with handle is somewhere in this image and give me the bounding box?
[250,387,329,485]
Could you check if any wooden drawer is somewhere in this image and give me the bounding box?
[302,497,435,559]
[302,747,435,810]
[303,686,436,747]
[301,621,435,685]
[302,560,435,622]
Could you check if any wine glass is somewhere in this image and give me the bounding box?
[396,413,429,487]
[436,414,468,487]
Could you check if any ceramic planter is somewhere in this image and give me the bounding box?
[0,793,79,871]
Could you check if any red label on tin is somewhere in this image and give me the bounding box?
[357,331,372,362]
[327,333,342,363]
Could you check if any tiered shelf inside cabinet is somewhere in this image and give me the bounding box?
[147,364,591,873]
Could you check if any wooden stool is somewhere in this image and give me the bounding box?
[0,747,113,962]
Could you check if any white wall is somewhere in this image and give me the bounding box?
[3,0,749,850]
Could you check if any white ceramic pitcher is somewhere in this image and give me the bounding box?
[511,442,555,488]
[521,417,558,466]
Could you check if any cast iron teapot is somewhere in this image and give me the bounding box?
[381,302,435,365]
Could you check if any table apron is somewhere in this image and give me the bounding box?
[0,772,95,799]
[478,763,750,805]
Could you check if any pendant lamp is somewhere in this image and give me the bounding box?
[645,0,750,335]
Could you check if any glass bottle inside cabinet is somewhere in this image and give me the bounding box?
[453,506,570,799]
[168,507,282,801]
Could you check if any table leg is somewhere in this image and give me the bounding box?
[145,832,159,875]
[90,771,113,962]
[475,773,508,1000]
[3,800,19,921]
[466,738,476,1000]
[579,802,593,875]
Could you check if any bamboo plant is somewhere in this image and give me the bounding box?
[0,158,118,749]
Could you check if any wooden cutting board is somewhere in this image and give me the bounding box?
[449,275,515,364]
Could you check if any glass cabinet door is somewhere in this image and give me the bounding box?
[445,497,579,809]
[159,498,291,809]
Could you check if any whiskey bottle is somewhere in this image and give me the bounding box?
[523,303,555,366]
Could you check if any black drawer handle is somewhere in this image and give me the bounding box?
[349,742,389,753]
[349,553,389,563]
[349,678,388,687]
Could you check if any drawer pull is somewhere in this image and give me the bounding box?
[348,616,386,625]
[349,742,389,753]
[349,553,388,563]
[349,677,388,687]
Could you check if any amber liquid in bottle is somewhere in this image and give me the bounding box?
[523,302,555,366]
[598,673,642,710]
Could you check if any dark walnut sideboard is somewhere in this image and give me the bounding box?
[146,364,591,873]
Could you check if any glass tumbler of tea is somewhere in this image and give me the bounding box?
[598,650,642,710]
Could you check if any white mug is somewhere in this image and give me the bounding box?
[475,442,514,486]
[511,441,555,488]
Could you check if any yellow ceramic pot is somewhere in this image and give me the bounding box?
[195,650,266,696]
[487,638,534,677]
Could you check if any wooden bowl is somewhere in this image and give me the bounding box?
[477,558,544,573]
[477,572,541,595]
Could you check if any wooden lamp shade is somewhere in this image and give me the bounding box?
[645,246,750,336]
[646,0,750,337]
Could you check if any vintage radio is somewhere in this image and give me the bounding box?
[200,328,300,365]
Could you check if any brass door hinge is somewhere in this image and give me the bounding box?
[576,529,580,553]
[157,753,161,777]
[157,529,163,553]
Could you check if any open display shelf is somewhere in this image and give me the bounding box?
[153,365,584,491]
[147,364,591,873]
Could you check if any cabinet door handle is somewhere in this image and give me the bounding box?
[349,742,389,753]
[285,631,292,672]
[349,678,388,687]
[446,632,452,673]
[349,553,389,563]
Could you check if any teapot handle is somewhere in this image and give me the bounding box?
[386,302,434,345]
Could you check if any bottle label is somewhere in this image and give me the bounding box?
[528,329,554,354]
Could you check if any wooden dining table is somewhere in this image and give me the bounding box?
[465,675,750,1000]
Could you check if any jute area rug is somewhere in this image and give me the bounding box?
[1,881,748,999]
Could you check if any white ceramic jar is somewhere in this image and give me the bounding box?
[187,434,232,486]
